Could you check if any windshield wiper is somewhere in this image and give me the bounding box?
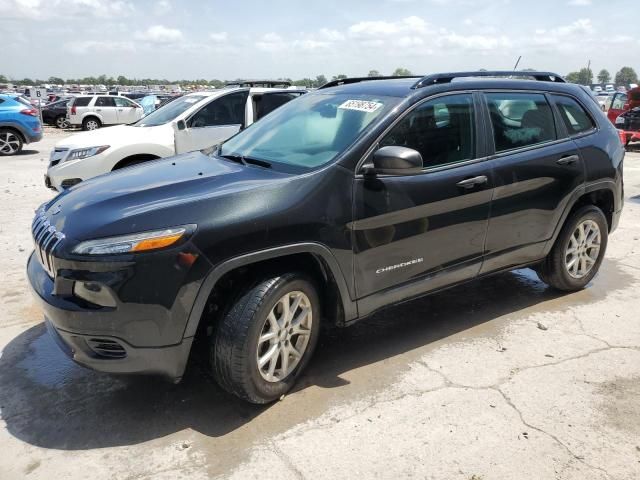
[218,152,271,169]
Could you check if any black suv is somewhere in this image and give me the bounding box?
[28,71,624,403]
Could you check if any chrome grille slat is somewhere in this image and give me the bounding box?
[31,208,65,278]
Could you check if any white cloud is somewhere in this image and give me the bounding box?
[568,0,591,5]
[154,0,171,15]
[64,40,135,55]
[209,32,229,43]
[135,25,183,44]
[0,0,134,19]
[349,16,428,38]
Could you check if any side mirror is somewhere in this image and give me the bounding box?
[176,119,186,131]
[369,146,423,175]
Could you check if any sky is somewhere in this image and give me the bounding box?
[0,0,638,81]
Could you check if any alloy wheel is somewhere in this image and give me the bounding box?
[565,220,601,279]
[256,291,313,382]
[56,117,69,129]
[86,120,99,130]
[0,132,20,155]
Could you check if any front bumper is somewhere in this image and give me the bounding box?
[46,152,109,191]
[27,249,207,381]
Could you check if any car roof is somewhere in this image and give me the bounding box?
[319,74,583,99]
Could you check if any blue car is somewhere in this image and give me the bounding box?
[0,94,43,156]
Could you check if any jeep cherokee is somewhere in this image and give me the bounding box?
[28,71,624,403]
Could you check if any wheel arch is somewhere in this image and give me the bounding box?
[0,123,26,143]
[543,181,617,255]
[112,153,161,170]
[182,243,357,341]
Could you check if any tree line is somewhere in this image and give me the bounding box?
[0,66,637,89]
[0,68,413,89]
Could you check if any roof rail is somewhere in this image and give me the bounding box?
[412,71,566,89]
[319,75,423,90]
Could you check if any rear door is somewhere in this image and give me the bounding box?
[174,90,249,153]
[480,91,585,273]
[353,93,493,304]
[94,96,118,124]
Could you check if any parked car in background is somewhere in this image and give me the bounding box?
[46,87,305,190]
[594,92,612,111]
[607,87,640,124]
[30,71,624,403]
[0,94,42,156]
[66,95,144,131]
[42,99,71,128]
[605,84,615,93]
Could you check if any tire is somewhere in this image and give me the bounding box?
[538,205,608,291]
[82,117,101,131]
[55,115,69,129]
[211,273,320,404]
[0,128,23,156]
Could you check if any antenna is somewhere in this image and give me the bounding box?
[513,56,522,71]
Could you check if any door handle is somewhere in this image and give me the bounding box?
[456,175,488,189]
[96,109,102,112]
[557,155,580,165]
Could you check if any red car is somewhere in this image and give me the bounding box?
[607,86,640,124]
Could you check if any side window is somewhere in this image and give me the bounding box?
[255,93,302,120]
[73,97,91,107]
[485,92,556,152]
[114,97,134,107]
[95,97,116,107]
[189,91,248,128]
[552,95,595,135]
[380,94,475,169]
[611,94,628,110]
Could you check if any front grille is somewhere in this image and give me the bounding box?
[31,207,65,278]
[86,338,127,359]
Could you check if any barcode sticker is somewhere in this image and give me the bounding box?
[338,100,383,113]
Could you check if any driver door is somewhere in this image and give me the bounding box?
[353,93,493,307]
[114,97,143,123]
[174,90,249,154]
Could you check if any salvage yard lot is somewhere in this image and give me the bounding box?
[1,128,639,479]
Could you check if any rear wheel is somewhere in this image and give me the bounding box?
[82,117,101,131]
[537,205,608,291]
[211,273,320,404]
[0,129,23,156]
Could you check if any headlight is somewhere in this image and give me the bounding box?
[72,226,194,255]
[66,145,110,161]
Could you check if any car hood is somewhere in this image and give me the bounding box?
[54,124,171,149]
[44,150,292,243]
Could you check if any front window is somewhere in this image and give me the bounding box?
[219,93,400,171]
[134,95,207,127]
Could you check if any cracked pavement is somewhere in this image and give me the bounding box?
[0,131,639,479]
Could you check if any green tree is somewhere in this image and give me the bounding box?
[615,67,638,86]
[331,74,348,82]
[597,69,611,84]
[393,67,412,76]
[368,70,381,77]
[565,68,592,86]
[0,74,7,83]
[116,75,129,86]
[314,75,328,87]
[47,76,65,85]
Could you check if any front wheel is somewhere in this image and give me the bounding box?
[0,129,23,156]
[537,205,608,291]
[55,115,69,129]
[211,273,320,404]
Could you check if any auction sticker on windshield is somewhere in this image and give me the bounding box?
[338,99,383,113]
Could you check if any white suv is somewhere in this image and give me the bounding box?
[67,95,144,130]
[47,88,304,190]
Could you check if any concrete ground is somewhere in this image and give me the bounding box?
[1,129,639,480]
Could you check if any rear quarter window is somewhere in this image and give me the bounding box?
[73,97,92,107]
[551,95,595,136]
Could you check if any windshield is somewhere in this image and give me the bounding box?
[134,94,206,127]
[219,93,399,170]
